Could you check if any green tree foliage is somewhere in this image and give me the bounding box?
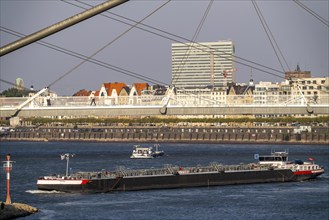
[0,119,10,126]
[23,116,329,126]
[1,88,29,97]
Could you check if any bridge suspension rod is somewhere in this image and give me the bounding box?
[0,0,129,56]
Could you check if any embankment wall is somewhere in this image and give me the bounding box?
[1,126,328,144]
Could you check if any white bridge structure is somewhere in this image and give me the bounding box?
[0,90,328,118]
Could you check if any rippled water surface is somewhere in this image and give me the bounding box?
[1,142,328,220]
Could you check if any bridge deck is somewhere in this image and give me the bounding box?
[1,95,328,117]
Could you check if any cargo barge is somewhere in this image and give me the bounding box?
[37,151,324,193]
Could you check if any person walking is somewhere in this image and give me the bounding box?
[90,92,96,106]
[46,94,51,106]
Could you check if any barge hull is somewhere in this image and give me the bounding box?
[112,169,295,191]
[38,169,296,193]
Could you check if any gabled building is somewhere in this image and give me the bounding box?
[99,83,111,97]
[99,82,127,97]
[227,80,254,105]
[119,86,130,105]
[98,82,127,105]
[129,83,150,105]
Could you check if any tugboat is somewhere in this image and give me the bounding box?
[257,151,324,180]
[37,151,324,193]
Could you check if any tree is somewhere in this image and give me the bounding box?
[0,88,29,97]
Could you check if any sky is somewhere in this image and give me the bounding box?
[0,0,328,95]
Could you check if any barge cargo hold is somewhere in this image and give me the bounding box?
[37,151,324,193]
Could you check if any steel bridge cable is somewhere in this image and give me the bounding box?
[251,0,287,73]
[0,27,164,85]
[0,27,165,86]
[0,78,57,95]
[293,0,329,27]
[76,0,210,85]
[66,0,284,101]
[74,0,236,88]
[171,0,214,86]
[3,0,284,102]
[1,5,285,102]
[5,26,329,98]
[0,79,31,92]
[47,0,172,88]
[2,15,325,97]
[67,0,290,103]
[68,0,286,79]
[1,6,326,102]
[252,0,291,72]
[0,0,284,94]
[74,0,285,76]
[3,2,322,99]
[0,27,229,104]
[1,3,217,105]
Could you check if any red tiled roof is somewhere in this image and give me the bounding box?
[133,83,149,95]
[102,82,127,96]
[72,89,91,96]
[103,83,112,91]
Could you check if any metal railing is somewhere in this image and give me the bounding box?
[0,94,328,109]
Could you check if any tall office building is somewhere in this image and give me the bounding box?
[172,41,235,89]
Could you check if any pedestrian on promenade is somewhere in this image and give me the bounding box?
[90,92,96,106]
[46,94,51,106]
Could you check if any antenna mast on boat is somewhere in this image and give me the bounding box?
[60,153,75,177]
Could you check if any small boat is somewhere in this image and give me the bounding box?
[130,145,154,159]
[152,144,164,157]
[130,144,164,159]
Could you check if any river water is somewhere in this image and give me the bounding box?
[1,142,328,220]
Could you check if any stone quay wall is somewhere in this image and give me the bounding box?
[1,126,328,145]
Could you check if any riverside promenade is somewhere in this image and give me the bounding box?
[1,125,328,145]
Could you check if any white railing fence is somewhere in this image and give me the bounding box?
[0,94,328,108]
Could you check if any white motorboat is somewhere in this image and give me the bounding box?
[130,145,154,159]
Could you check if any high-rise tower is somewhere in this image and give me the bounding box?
[172,41,235,89]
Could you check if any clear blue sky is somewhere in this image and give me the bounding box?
[1,0,328,95]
